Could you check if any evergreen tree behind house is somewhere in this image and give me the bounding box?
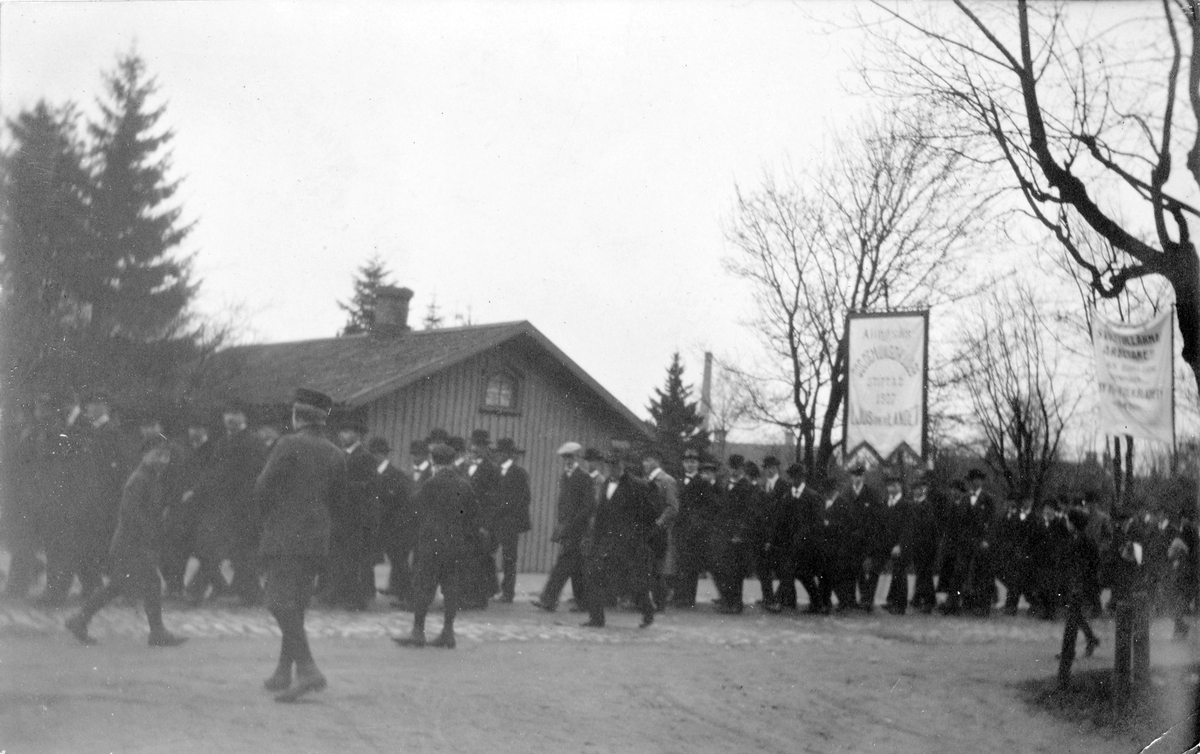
[1,50,199,415]
[338,255,394,336]
[647,352,711,475]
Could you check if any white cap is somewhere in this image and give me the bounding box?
[557,441,583,456]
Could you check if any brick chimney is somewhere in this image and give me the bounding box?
[372,286,414,336]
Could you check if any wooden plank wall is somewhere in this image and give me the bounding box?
[365,340,642,573]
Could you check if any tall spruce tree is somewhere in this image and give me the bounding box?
[81,50,197,402]
[338,255,393,335]
[647,352,711,475]
[0,101,92,409]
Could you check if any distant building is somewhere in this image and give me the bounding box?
[205,287,650,572]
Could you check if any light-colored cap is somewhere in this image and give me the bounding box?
[557,441,583,456]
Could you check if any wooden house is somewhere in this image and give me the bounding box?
[205,286,651,572]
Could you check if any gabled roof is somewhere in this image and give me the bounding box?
[207,320,650,436]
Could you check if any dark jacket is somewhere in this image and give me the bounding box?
[412,467,481,558]
[554,464,595,546]
[255,427,347,559]
[109,459,169,559]
[588,472,661,562]
[495,462,532,533]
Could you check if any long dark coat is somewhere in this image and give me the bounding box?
[255,427,347,559]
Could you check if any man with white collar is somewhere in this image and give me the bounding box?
[462,430,501,609]
[712,454,755,614]
[581,450,658,629]
[409,440,432,488]
[886,473,941,614]
[844,462,883,611]
[941,468,997,616]
[772,463,823,613]
[372,438,416,606]
[492,438,531,603]
[673,448,715,608]
[534,442,595,612]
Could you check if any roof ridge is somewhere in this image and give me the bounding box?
[227,320,528,351]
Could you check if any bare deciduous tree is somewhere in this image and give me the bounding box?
[953,282,1079,503]
[865,0,1200,388]
[722,113,985,477]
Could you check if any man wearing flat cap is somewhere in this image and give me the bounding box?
[394,442,481,649]
[492,438,531,603]
[255,388,347,702]
[887,472,942,614]
[534,442,595,612]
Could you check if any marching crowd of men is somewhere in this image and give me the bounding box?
[0,392,535,615]
[3,391,1198,640]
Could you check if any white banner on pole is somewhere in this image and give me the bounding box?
[845,312,928,460]
[1093,310,1174,445]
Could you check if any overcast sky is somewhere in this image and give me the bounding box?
[1,1,1165,445]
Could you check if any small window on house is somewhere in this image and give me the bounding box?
[483,372,519,412]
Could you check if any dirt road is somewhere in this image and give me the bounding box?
[2,586,1194,754]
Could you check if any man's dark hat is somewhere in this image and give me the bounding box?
[884,470,903,484]
[429,443,457,466]
[338,416,368,435]
[293,388,332,413]
[911,472,931,487]
[847,462,866,476]
[762,456,780,468]
[368,437,391,456]
[496,438,524,455]
[642,447,663,461]
[470,429,491,447]
[727,454,745,470]
[965,468,987,482]
[583,447,605,462]
[447,436,466,453]
[409,439,429,455]
[700,459,719,471]
[682,447,701,460]
[786,463,805,479]
[426,427,451,445]
[744,461,761,479]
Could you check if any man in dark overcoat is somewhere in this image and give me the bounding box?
[372,438,417,604]
[393,442,481,649]
[940,468,998,616]
[845,463,884,611]
[65,443,186,647]
[534,442,595,612]
[710,454,756,614]
[462,430,502,608]
[492,437,532,603]
[582,450,661,628]
[255,388,347,702]
[188,402,268,605]
[997,495,1039,615]
[321,418,377,610]
[886,473,941,614]
[773,463,824,613]
[69,394,130,601]
[160,416,215,598]
[672,448,716,608]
